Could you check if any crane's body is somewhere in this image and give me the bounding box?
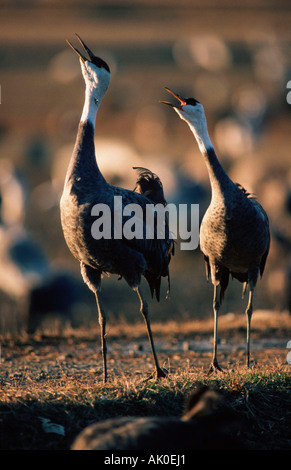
[61,123,170,287]
[199,154,269,284]
[161,88,270,371]
[71,387,242,450]
[61,36,173,382]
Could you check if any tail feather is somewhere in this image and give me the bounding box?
[133,166,173,301]
[133,167,167,205]
[144,271,161,301]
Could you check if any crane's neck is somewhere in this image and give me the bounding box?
[64,86,106,193]
[187,118,234,198]
[81,85,100,125]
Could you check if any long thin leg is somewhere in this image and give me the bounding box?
[95,292,107,383]
[245,288,254,367]
[135,286,167,379]
[209,284,223,374]
[80,263,107,383]
[245,266,259,368]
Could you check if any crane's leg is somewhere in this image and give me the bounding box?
[245,267,259,368]
[209,284,223,374]
[95,292,107,383]
[135,286,167,379]
[245,284,257,368]
[80,263,107,383]
[245,289,253,367]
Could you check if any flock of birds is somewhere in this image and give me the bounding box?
[60,35,270,381]
[0,34,272,450]
[59,35,271,450]
[0,159,91,335]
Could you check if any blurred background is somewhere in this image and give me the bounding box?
[0,0,291,335]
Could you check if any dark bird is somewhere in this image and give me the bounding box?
[71,386,243,450]
[161,88,270,372]
[60,35,173,382]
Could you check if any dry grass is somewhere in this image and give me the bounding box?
[1,364,290,451]
[0,312,290,450]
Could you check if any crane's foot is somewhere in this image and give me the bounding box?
[93,368,108,384]
[144,367,168,381]
[245,358,256,369]
[208,360,223,375]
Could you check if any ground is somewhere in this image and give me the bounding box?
[0,310,290,451]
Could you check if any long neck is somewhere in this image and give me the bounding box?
[188,118,234,197]
[64,87,105,191]
[81,86,99,125]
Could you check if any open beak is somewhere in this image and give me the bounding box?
[66,33,95,62]
[159,87,187,110]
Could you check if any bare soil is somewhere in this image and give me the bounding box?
[0,311,290,451]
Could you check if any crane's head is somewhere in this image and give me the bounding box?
[160,88,205,127]
[67,34,111,99]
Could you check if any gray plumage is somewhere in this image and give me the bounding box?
[200,150,270,302]
[161,88,270,372]
[133,166,167,205]
[61,124,172,297]
[60,35,173,382]
[71,386,243,450]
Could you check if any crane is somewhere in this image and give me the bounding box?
[60,35,173,383]
[71,386,242,450]
[160,88,270,372]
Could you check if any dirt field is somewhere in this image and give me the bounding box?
[1,311,290,451]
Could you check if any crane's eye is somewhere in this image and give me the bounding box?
[186,98,199,106]
[92,57,110,73]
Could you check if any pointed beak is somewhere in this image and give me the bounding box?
[159,87,187,110]
[66,33,96,63]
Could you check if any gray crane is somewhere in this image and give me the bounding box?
[71,386,242,450]
[60,35,173,383]
[161,88,270,372]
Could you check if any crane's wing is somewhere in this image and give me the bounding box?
[109,168,174,300]
[118,189,174,300]
[133,167,167,205]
